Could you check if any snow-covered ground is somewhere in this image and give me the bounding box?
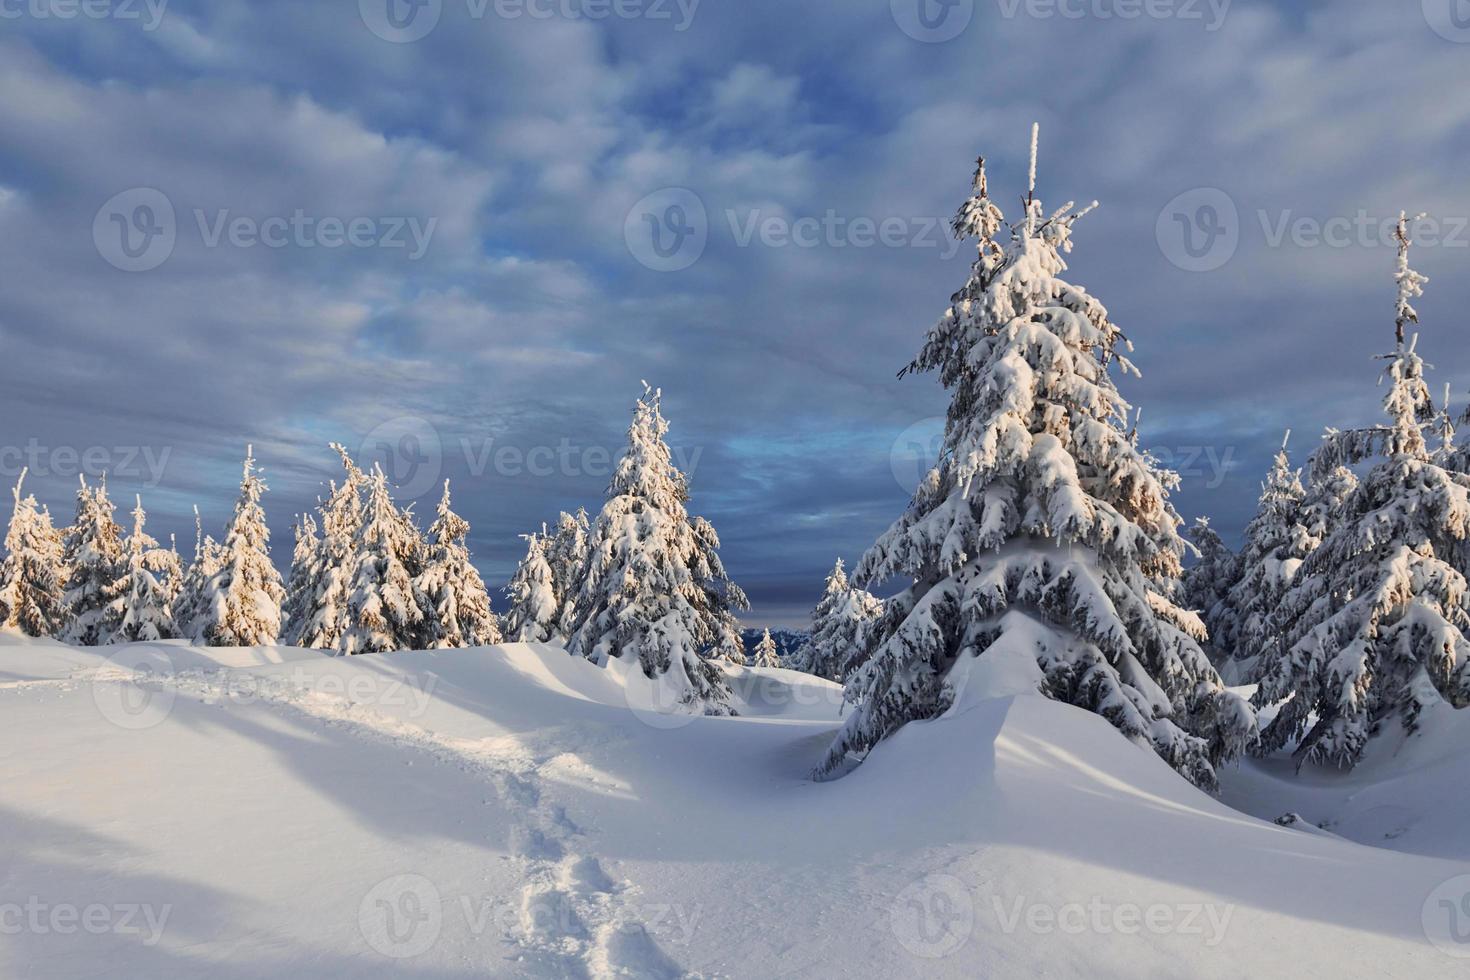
[3,631,1467,978]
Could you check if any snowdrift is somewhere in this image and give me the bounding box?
[2,631,1466,978]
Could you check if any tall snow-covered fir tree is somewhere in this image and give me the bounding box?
[546,508,590,637]
[173,506,226,643]
[1213,435,1316,683]
[281,512,321,645]
[1181,517,1236,661]
[817,131,1255,788]
[502,529,560,643]
[61,475,125,646]
[751,627,782,668]
[146,533,183,616]
[340,464,425,654]
[1254,215,1470,766]
[0,470,68,637]
[110,495,177,643]
[195,447,286,647]
[296,446,368,650]
[416,480,501,648]
[690,514,750,664]
[791,558,883,681]
[566,384,734,715]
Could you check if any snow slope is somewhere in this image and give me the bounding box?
[1219,689,1470,862]
[2,631,1466,978]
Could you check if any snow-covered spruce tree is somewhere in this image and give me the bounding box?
[1181,518,1236,661]
[792,558,883,681]
[110,496,177,643]
[61,476,126,646]
[503,529,560,643]
[1213,435,1317,683]
[817,133,1255,788]
[195,447,286,647]
[416,480,501,648]
[690,515,750,664]
[1254,215,1470,766]
[567,384,734,714]
[546,508,590,637]
[0,469,68,637]
[146,534,183,616]
[339,464,425,654]
[173,506,226,643]
[296,446,368,650]
[751,628,782,668]
[281,512,321,645]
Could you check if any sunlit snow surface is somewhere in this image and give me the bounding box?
[3,630,1467,977]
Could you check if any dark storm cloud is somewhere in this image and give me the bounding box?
[0,0,1466,628]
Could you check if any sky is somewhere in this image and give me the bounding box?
[0,0,1468,628]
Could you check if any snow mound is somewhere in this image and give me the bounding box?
[3,633,1466,977]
